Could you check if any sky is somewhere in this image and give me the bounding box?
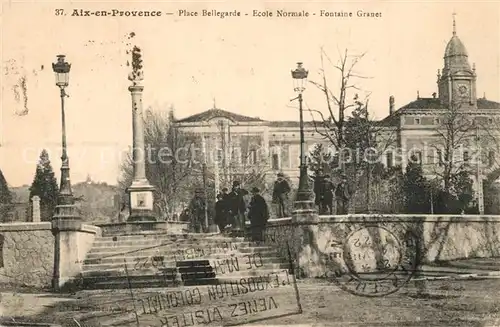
[1,1,499,187]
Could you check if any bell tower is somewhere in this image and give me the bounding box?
[437,13,477,108]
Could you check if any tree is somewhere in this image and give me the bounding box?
[307,49,397,213]
[403,155,430,214]
[29,150,59,221]
[308,143,333,176]
[118,106,199,219]
[431,99,498,211]
[0,169,13,221]
[308,48,369,152]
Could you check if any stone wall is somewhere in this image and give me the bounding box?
[263,214,500,278]
[0,222,102,289]
[0,223,54,288]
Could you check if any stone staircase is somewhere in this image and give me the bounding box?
[76,232,291,290]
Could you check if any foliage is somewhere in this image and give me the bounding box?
[0,169,13,221]
[72,179,120,223]
[403,156,430,214]
[484,182,500,214]
[28,150,59,221]
[308,143,333,176]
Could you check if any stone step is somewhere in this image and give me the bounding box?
[89,239,247,250]
[83,251,282,265]
[95,233,241,242]
[81,256,287,273]
[79,269,292,290]
[86,246,276,260]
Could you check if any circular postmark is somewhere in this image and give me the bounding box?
[324,221,421,297]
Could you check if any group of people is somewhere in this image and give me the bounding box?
[213,181,270,241]
[185,171,352,240]
[313,173,352,215]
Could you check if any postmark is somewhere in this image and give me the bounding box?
[324,221,421,297]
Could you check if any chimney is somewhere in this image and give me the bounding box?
[389,95,395,115]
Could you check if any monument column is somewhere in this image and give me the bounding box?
[127,46,156,222]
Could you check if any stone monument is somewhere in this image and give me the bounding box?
[126,46,156,222]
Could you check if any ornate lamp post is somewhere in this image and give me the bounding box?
[291,62,315,211]
[127,46,156,222]
[52,55,76,214]
[51,54,81,290]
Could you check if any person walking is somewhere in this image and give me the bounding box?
[247,187,270,242]
[214,193,229,233]
[321,174,335,215]
[188,189,206,233]
[335,175,352,215]
[227,181,248,237]
[314,172,325,214]
[272,172,291,218]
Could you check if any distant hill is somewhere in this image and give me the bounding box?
[11,181,121,223]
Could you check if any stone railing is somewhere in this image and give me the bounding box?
[263,213,500,278]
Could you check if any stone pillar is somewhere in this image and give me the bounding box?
[126,47,156,223]
[31,196,41,222]
[51,210,82,290]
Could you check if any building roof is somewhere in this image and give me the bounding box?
[377,97,500,127]
[398,98,448,110]
[392,97,500,112]
[176,108,264,123]
[477,98,500,109]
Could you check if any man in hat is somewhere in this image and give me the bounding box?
[313,172,325,214]
[214,193,228,233]
[335,174,351,215]
[321,174,335,215]
[188,188,206,233]
[272,172,291,218]
[227,180,248,236]
[247,187,269,242]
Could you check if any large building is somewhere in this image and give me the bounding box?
[175,19,500,195]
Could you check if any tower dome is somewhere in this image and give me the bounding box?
[445,35,468,58]
[443,14,471,73]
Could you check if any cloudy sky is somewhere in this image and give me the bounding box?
[1,1,499,187]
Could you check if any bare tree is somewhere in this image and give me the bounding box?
[308,48,370,151]
[430,99,499,197]
[307,48,397,212]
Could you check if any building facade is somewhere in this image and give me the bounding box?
[175,20,500,196]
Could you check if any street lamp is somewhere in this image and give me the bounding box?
[52,55,74,206]
[291,62,315,211]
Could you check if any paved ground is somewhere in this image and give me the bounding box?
[1,258,500,326]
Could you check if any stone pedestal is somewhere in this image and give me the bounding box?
[127,182,156,222]
[31,196,41,222]
[51,204,82,290]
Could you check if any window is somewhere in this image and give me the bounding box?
[216,149,223,163]
[415,118,421,125]
[489,151,495,167]
[410,151,422,165]
[437,150,443,166]
[434,118,440,124]
[248,149,257,165]
[463,151,470,164]
[272,154,279,170]
[489,118,493,124]
[386,152,393,168]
